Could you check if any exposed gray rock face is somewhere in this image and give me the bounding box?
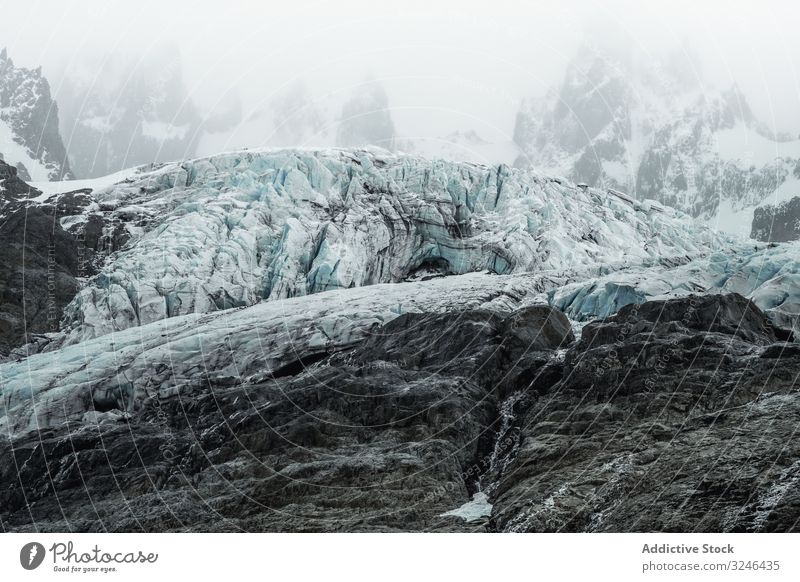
[0,160,78,356]
[490,293,800,533]
[0,49,72,181]
[0,157,39,199]
[0,160,128,357]
[752,196,800,242]
[1,292,797,532]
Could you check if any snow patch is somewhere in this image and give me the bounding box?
[440,492,493,522]
[29,166,144,196]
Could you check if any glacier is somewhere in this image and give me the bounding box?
[4,147,800,440]
[9,239,797,438]
[2,146,800,533]
[7,146,800,433]
[0,270,544,436]
[23,147,728,347]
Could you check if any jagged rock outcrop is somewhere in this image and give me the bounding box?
[0,157,39,199]
[752,196,800,242]
[0,49,72,181]
[0,160,127,357]
[489,293,799,532]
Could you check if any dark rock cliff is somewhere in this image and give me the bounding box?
[2,293,797,532]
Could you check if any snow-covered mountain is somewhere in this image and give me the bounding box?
[513,45,800,235]
[335,80,396,149]
[200,78,520,166]
[0,49,72,181]
[56,46,212,179]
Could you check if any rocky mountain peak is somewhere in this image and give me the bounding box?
[0,48,72,181]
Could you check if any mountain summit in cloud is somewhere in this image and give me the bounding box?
[513,44,800,234]
[56,45,206,179]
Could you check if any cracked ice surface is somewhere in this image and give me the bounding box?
[548,241,800,326]
[46,147,726,345]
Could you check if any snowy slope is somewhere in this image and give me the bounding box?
[713,175,800,237]
[0,117,52,181]
[714,123,800,166]
[28,165,144,197]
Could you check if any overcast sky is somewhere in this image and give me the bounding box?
[3,0,800,144]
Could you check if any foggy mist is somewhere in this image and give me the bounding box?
[4,0,799,160]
